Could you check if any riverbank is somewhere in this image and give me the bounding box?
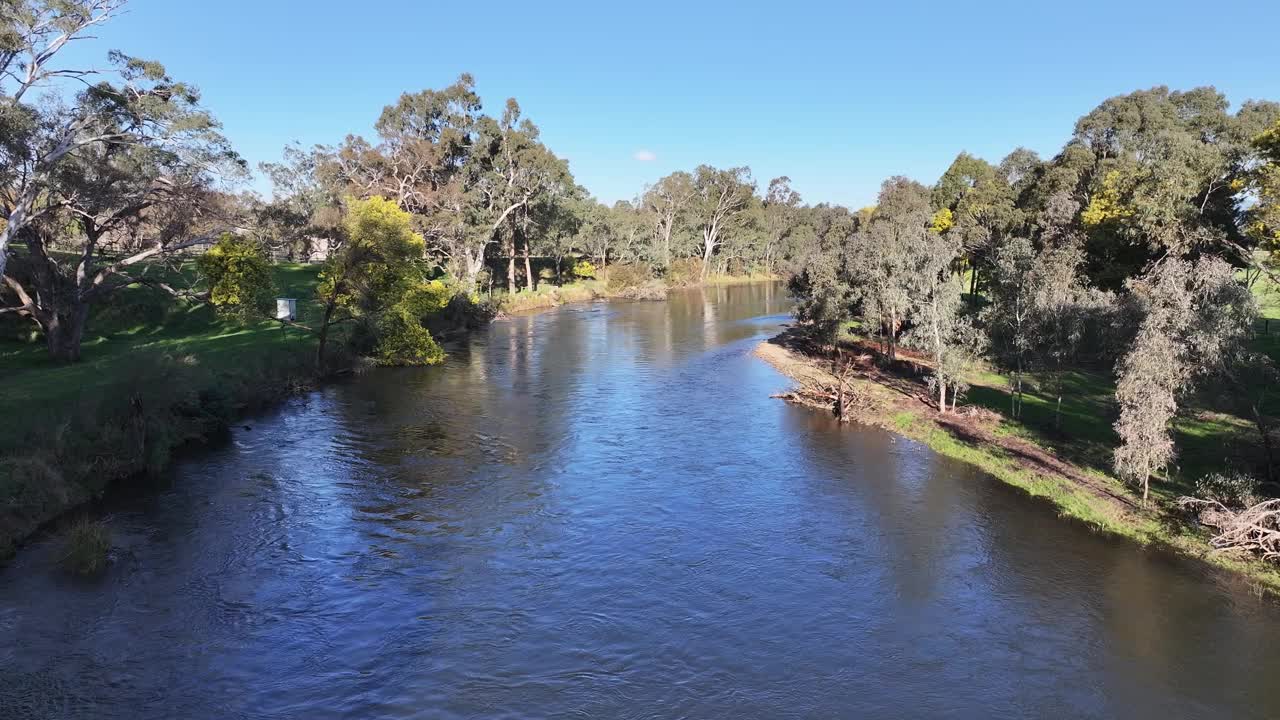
[754,329,1280,595]
[495,273,781,314]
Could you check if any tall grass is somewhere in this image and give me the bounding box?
[62,518,110,575]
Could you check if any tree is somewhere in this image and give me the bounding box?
[1113,257,1255,502]
[1069,87,1279,287]
[314,196,428,368]
[932,152,1017,295]
[197,234,275,318]
[984,236,1036,418]
[905,231,968,411]
[472,99,574,293]
[787,204,854,343]
[257,142,341,261]
[0,52,242,361]
[0,0,125,281]
[1246,118,1280,267]
[846,177,934,361]
[762,176,803,274]
[689,165,755,279]
[642,171,695,270]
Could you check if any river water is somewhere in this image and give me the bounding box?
[3,283,1280,719]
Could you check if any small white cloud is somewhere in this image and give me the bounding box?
[633,149,657,162]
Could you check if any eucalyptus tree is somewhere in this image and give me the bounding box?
[642,171,695,270]
[984,237,1037,418]
[1113,257,1256,502]
[0,53,242,361]
[472,99,575,293]
[688,165,756,279]
[846,177,934,361]
[932,152,1017,294]
[0,0,126,282]
[787,203,855,342]
[905,230,968,411]
[328,75,488,288]
[257,142,342,261]
[762,176,803,274]
[1070,87,1280,286]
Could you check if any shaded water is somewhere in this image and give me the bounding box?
[3,283,1280,719]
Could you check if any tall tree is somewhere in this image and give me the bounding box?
[846,177,934,361]
[762,176,803,274]
[642,171,695,270]
[0,53,241,361]
[689,165,755,279]
[1113,257,1255,502]
[932,152,1017,295]
[0,0,125,281]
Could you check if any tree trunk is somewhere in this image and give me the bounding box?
[44,304,89,363]
[316,299,337,371]
[938,381,947,413]
[506,246,517,294]
[523,237,535,292]
[887,308,898,362]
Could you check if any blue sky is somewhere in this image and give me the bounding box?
[61,0,1280,208]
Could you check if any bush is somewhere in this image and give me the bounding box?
[399,280,453,320]
[197,234,276,319]
[617,279,668,301]
[571,259,596,280]
[605,263,652,291]
[1194,471,1261,509]
[373,309,445,366]
[666,257,703,286]
[62,518,110,575]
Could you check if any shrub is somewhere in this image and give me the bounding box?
[1194,471,1261,509]
[197,234,276,319]
[605,263,652,291]
[571,259,596,280]
[62,518,110,575]
[666,257,703,287]
[617,279,668,301]
[399,280,453,320]
[373,309,445,366]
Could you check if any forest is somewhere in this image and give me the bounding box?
[2,1,1280,567]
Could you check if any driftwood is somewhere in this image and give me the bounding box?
[1179,497,1280,561]
[771,348,876,422]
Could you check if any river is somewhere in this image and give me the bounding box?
[3,283,1280,719]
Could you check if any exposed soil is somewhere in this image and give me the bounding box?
[754,327,1143,520]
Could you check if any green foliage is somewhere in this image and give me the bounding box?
[571,259,597,279]
[1194,471,1261,509]
[666,257,704,286]
[62,518,110,576]
[398,280,453,319]
[197,234,276,318]
[1113,258,1257,500]
[605,263,652,291]
[372,308,445,366]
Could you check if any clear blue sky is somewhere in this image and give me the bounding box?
[61,0,1280,208]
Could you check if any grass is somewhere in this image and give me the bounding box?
[0,263,323,446]
[0,263,327,556]
[784,299,1280,592]
[816,354,1280,592]
[61,518,110,575]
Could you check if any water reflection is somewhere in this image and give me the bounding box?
[2,282,1280,719]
